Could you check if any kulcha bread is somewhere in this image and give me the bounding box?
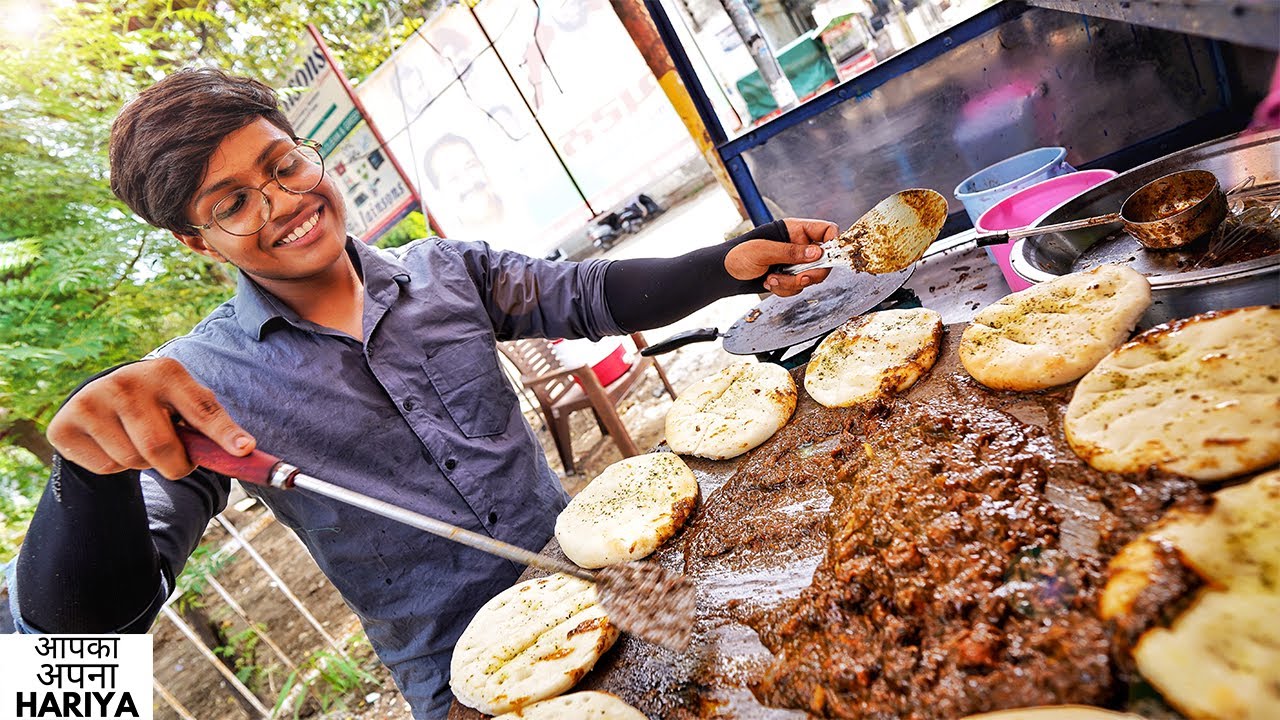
[1065,305,1280,481]
[492,691,647,719]
[959,264,1151,391]
[450,574,619,715]
[555,452,699,569]
[664,361,797,460]
[803,307,943,408]
[961,707,1143,719]
[1101,470,1280,720]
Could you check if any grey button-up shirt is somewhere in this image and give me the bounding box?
[144,238,623,717]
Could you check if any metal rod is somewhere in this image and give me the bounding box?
[154,679,198,720]
[205,574,301,672]
[160,605,272,719]
[214,515,350,659]
[291,473,594,583]
[719,0,797,111]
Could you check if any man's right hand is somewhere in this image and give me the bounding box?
[46,358,255,480]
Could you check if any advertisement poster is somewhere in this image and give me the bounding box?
[329,122,417,241]
[356,0,697,256]
[279,27,418,243]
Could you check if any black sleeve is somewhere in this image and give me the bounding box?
[604,219,788,332]
[13,367,230,634]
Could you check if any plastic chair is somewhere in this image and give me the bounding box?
[497,333,677,474]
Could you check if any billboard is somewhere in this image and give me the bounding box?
[357,0,698,255]
[279,26,418,243]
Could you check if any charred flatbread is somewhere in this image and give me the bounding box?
[959,265,1150,391]
[555,452,699,569]
[1102,470,1280,720]
[803,307,942,408]
[491,691,647,719]
[450,574,619,715]
[665,361,796,460]
[1065,305,1280,481]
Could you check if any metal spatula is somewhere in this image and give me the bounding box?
[782,188,949,275]
[176,427,696,650]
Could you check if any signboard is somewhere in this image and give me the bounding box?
[356,0,698,255]
[329,122,417,241]
[279,26,418,243]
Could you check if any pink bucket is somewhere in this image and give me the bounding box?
[976,169,1119,291]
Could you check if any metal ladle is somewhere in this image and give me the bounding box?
[976,169,1228,250]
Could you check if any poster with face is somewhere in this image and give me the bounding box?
[357,0,697,256]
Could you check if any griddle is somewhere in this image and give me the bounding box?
[643,265,914,358]
[449,327,1206,720]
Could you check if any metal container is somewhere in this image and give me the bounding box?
[1010,129,1280,327]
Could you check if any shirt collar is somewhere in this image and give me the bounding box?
[232,236,413,340]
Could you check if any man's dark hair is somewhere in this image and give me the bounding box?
[109,67,295,233]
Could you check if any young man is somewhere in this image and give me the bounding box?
[11,68,833,718]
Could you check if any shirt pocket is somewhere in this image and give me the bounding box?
[422,335,516,438]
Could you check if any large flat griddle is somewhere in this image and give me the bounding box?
[450,328,1205,719]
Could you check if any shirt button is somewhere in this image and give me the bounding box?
[487,512,498,524]
[402,399,415,411]
[444,458,458,471]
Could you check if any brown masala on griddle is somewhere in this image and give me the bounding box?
[726,374,1206,719]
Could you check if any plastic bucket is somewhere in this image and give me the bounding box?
[975,169,1119,292]
[954,147,1075,225]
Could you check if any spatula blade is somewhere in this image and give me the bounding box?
[595,561,695,651]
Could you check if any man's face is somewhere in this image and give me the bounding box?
[176,118,348,286]
[429,141,501,224]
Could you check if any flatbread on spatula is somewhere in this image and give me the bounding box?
[804,307,943,408]
[556,452,699,569]
[959,265,1151,391]
[492,690,647,719]
[1065,305,1280,481]
[450,574,619,715]
[665,361,796,460]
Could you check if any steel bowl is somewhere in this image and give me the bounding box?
[1010,129,1280,327]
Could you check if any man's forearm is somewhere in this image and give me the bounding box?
[15,458,169,633]
[603,220,788,332]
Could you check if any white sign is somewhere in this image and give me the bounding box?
[280,33,363,157]
[279,28,418,243]
[0,635,153,719]
[356,0,698,255]
[329,122,417,241]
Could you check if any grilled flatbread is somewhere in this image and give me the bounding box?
[450,574,619,715]
[1065,305,1280,481]
[1102,470,1280,720]
[556,452,699,569]
[959,264,1150,391]
[804,307,943,408]
[1133,589,1280,720]
[962,708,1143,719]
[492,691,647,719]
[665,361,796,460]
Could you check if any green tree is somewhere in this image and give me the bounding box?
[0,0,439,558]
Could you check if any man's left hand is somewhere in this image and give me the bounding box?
[724,218,837,297]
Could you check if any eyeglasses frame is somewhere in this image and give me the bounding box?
[189,138,325,236]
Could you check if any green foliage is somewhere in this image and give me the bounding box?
[375,210,433,250]
[0,446,45,563]
[172,544,233,613]
[273,634,382,719]
[214,622,280,692]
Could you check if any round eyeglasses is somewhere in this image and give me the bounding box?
[190,141,325,236]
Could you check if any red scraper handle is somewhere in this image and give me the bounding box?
[175,426,284,487]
